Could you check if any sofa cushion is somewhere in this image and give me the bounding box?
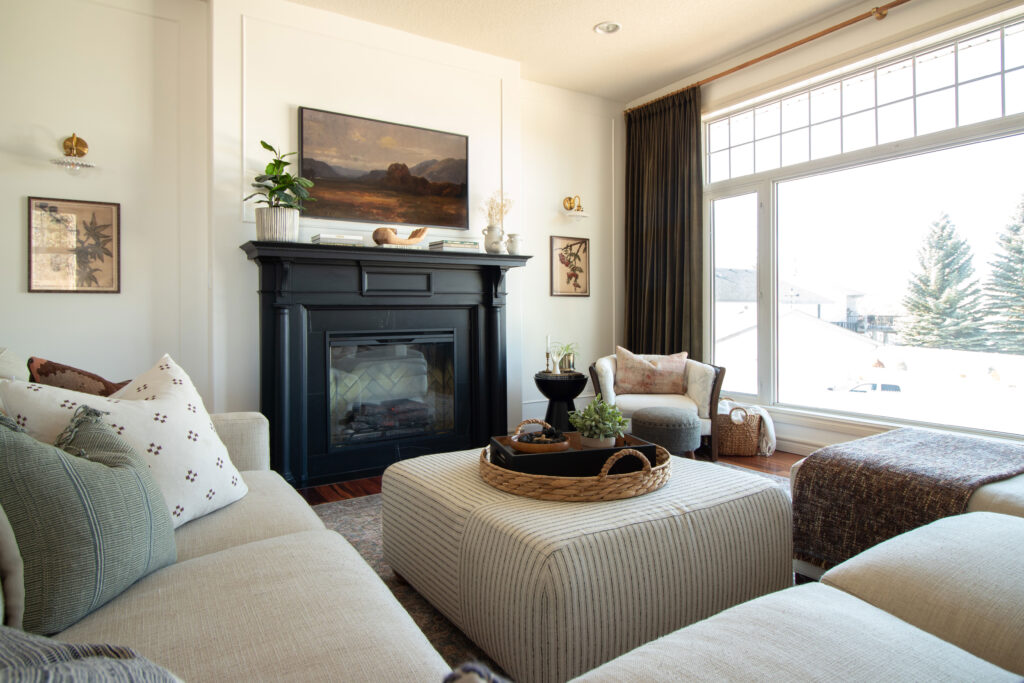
[0,349,28,382]
[0,354,248,528]
[822,511,1024,676]
[0,505,23,629]
[58,530,450,681]
[0,408,176,635]
[174,470,324,562]
[27,356,129,396]
[0,624,178,682]
[569,583,1017,681]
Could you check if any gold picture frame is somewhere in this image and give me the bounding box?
[28,197,120,293]
[550,235,589,297]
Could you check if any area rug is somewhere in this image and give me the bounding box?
[313,462,789,670]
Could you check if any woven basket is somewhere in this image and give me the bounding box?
[479,445,672,502]
[714,406,761,457]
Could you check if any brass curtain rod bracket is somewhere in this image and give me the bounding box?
[624,0,913,115]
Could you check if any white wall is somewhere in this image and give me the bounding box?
[210,0,527,415]
[518,82,626,421]
[0,0,210,392]
[0,0,628,431]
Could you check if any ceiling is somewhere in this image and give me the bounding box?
[288,0,865,103]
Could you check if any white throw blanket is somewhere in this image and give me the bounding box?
[718,400,777,456]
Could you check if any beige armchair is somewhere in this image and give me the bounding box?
[588,354,726,460]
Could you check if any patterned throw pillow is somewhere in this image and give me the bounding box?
[0,625,179,681]
[0,354,248,528]
[27,357,129,397]
[0,408,176,635]
[613,346,689,395]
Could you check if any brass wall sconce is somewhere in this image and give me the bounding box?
[562,195,589,219]
[51,133,95,172]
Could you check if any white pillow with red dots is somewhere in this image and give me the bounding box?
[0,354,247,528]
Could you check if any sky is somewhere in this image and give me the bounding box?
[301,108,467,171]
[715,132,1024,315]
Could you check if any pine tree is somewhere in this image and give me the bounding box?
[900,213,987,351]
[985,198,1024,354]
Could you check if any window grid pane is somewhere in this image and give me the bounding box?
[705,17,1024,184]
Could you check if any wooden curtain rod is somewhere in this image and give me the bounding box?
[624,0,914,115]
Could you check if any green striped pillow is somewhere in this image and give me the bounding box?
[0,407,176,635]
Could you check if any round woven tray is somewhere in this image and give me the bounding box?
[479,444,672,502]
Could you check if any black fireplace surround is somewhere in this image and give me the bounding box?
[242,241,529,488]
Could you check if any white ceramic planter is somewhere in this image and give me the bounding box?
[580,435,616,449]
[255,206,299,242]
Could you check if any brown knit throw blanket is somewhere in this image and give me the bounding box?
[793,427,1024,571]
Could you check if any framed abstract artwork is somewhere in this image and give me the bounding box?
[550,235,589,297]
[28,197,120,293]
[299,107,469,229]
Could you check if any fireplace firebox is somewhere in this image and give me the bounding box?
[242,242,529,487]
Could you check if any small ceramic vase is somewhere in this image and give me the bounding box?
[505,233,523,255]
[482,225,505,254]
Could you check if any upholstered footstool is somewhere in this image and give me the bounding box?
[382,449,792,683]
[630,407,701,457]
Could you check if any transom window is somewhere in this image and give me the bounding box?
[707,20,1024,183]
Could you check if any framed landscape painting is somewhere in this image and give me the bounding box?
[28,197,120,293]
[551,236,589,297]
[299,107,469,229]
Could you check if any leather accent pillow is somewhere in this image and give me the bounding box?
[27,357,129,397]
[0,625,179,681]
[0,354,248,529]
[0,408,176,635]
[613,346,689,395]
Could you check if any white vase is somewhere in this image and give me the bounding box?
[482,225,505,254]
[505,233,523,255]
[580,435,616,449]
[255,206,299,242]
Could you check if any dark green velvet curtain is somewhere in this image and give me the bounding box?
[623,87,704,360]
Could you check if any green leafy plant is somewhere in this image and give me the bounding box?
[244,140,315,210]
[568,394,629,439]
[556,342,578,357]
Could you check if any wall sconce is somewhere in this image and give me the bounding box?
[562,195,589,219]
[51,133,95,173]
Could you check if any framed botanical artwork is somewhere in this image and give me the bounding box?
[298,106,469,229]
[28,197,120,293]
[551,235,589,297]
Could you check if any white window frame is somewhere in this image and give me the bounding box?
[704,14,1024,443]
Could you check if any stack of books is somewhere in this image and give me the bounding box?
[429,239,480,252]
[380,243,425,250]
[312,233,365,246]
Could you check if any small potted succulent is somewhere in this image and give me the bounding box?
[245,140,315,242]
[569,394,629,448]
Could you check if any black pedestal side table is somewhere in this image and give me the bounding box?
[533,371,589,432]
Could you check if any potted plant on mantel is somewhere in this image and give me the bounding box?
[569,394,629,448]
[245,140,314,242]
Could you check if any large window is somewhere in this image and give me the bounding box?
[708,15,1024,437]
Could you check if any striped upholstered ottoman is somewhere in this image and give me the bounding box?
[382,450,791,683]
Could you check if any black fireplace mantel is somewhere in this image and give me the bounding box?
[241,241,530,487]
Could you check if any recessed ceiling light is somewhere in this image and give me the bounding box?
[593,21,621,35]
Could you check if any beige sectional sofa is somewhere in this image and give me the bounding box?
[574,510,1024,681]
[23,411,450,681]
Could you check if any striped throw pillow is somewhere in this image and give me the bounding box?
[0,408,176,635]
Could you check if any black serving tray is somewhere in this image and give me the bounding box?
[488,432,659,477]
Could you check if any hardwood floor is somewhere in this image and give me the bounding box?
[719,450,803,477]
[299,450,804,505]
